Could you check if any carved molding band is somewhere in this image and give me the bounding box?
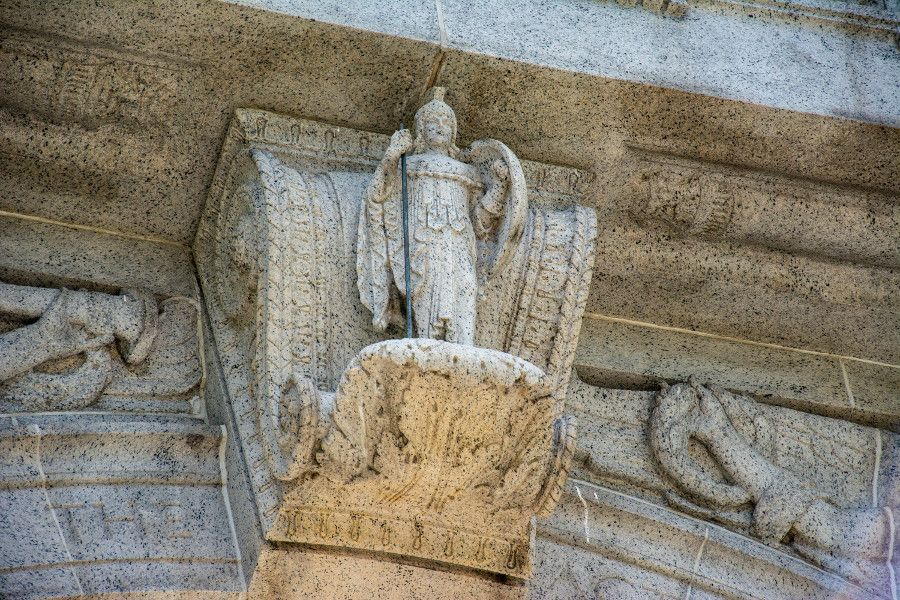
[273,507,529,577]
[627,147,900,269]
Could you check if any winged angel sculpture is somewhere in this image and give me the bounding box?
[196,94,597,576]
[357,88,527,344]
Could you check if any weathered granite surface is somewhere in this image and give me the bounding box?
[0,415,244,598]
[1,0,896,374]
[0,0,897,598]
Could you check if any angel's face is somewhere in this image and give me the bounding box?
[421,113,454,150]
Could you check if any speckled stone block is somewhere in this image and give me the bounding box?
[247,546,527,600]
[0,417,244,598]
[572,315,897,426]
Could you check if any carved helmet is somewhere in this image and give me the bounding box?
[413,87,458,147]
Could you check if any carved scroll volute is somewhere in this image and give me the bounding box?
[250,149,321,481]
[534,415,577,518]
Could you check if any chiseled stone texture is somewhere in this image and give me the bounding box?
[194,104,592,580]
[0,416,243,598]
[0,1,896,598]
[1,0,897,382]
[269,339,569,579]
[248,546,526,599]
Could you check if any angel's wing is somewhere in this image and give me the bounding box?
[468,139,529,284]
[357,178,402,330]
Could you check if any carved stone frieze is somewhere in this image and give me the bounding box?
[627,147,900,269]
[551,381,898,600]
[195,100,597,577]
[0,282,203,415]
[0,29,185,131]
[648,381,899,596]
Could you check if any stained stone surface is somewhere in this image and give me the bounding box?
[248,546,527,600]
[0,0,897,598]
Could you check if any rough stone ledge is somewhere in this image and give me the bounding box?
[0,215,197,299]
[574,315,900,430]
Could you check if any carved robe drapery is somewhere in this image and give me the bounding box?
[404,154,479,341]
[356,90,529,345]
[358,153,483,343]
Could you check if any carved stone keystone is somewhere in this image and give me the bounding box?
[195,98,597,577]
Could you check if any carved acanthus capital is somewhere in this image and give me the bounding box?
[268,339,574,577]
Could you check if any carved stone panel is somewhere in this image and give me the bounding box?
[0,282,203,416]
[268,339,573,577]
[195,106,597,577]
[626,146,900,269]
[0,417,243,598]
[566,378,899,599]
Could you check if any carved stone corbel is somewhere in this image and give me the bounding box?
[195,106,598,577]
[269,339,573,577]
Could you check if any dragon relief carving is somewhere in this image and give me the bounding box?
[0,282,202,414]
[649,380,899,596]
[195,95,597,577]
